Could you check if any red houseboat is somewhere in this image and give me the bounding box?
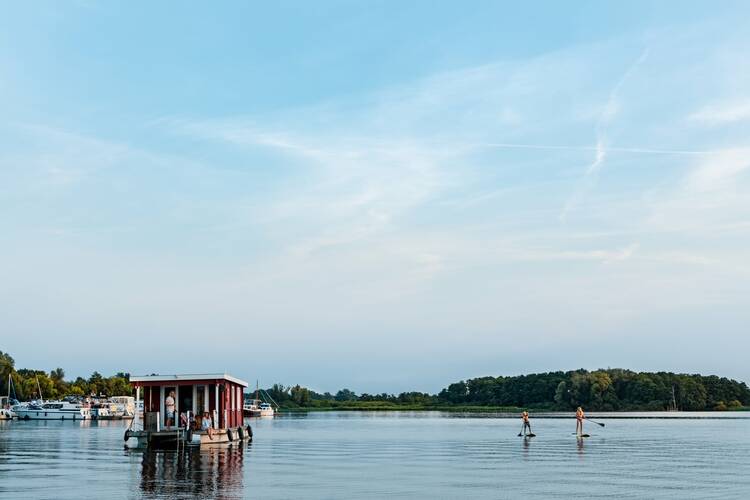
[124,373,252,448]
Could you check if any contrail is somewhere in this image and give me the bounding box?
[481,142,714,155]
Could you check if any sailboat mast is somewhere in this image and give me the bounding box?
[36,376,44,404]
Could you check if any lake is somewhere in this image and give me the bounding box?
[1,412,748,499]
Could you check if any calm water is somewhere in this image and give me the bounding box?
[1,412,749,499]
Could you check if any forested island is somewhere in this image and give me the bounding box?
[2,350,748,411]
[265,369,750,411]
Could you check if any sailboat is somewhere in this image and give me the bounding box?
[0,374,17,420]
[242,381,276,417]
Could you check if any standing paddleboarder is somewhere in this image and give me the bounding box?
[521,410,532,436]
[575,406,585,436]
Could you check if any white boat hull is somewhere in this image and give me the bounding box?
[15,408,91,420]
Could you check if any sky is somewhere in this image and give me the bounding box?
[1,1,749,394]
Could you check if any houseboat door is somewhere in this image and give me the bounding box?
[178,385,193,423]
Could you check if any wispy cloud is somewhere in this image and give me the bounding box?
[559,48,649,221]
[686,148,750,191]
[690,99,750,125]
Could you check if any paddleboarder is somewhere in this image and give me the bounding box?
[521,410,532,436]
[575,406,585,436]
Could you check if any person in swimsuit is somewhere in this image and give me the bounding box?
[521,410,532,436]
[576,406,585,436]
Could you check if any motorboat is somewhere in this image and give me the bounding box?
[109,396,135,418]
[14,401,91,420]
[257,402,274,417]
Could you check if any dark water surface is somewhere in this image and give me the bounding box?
[1,412,748,499]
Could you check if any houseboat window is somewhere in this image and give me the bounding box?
[196,385,205,414]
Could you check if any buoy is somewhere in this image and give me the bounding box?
[246,425,253,441]
[227,428,234,441]
[237,426,245,440]
[124,430,131,441]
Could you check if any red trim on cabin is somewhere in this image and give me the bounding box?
[132,379,228,388]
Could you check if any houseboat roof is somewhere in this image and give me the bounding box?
[130,373,248,387]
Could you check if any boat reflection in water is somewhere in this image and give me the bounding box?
[138,443,246,498]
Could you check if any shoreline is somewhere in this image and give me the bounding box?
[274,407,750,416]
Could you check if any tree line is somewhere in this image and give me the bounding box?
[3,350,748,411]
[266,369,750,411]
[0,351,131,400]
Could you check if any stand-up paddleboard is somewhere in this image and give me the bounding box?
[572,433,591,437]
[523,433,536,438]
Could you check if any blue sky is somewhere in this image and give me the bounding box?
[2,2,749,393]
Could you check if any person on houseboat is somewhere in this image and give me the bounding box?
[165,390,176,427]
[201,411,213,439]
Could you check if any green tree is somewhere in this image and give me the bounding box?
[335,388,358,401]
[0,351,15,396]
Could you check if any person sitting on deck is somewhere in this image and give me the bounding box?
[201,411,213,440]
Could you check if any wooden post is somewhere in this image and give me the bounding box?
[214,383,219,429]
[134,386,141,430]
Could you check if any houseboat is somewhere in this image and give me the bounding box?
[124,373,252,449]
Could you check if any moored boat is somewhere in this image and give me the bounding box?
[243,381,277,417]
[14,401,91,420]
[109,396,135,419]
[1,375,18,420]
[0,397,15,420]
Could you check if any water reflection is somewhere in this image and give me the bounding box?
[137,444,246,498]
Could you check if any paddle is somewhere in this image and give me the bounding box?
[585,417,605,427]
